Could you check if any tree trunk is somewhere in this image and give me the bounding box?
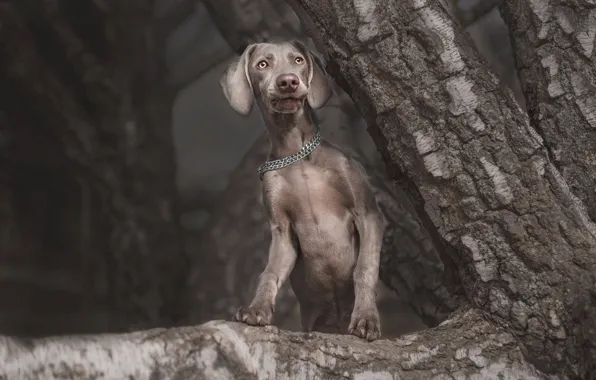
[0,311,554,380]
[202,0,300,54]
[499,0,596,222]
[187,0,465,327]
[293,0,596,378]
[0,0,187,333]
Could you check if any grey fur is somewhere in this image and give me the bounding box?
[220,41,384,341]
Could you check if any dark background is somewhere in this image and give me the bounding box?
[0,0,518,338]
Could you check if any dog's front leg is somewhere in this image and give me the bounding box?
[233,223,297,326]
[350,203,384,341]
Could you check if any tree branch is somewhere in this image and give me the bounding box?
[500,0,596,223]
[0,310,551,379]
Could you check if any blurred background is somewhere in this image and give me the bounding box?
[0,0,523,338]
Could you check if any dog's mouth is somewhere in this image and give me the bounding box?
[270,96,305,112]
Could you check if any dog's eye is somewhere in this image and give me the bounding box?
[256,60,268,69]
[295,57,304,64]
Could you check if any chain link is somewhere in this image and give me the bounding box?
[258,129,323,179]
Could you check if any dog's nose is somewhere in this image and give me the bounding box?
[276,74,300,93]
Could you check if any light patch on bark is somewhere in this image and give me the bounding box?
[529,0,552,39]
[532,156,546,176]
[466,113,486,132]
[198,346,235,379]
[539,54,565,98]
[251,339,278,375]
[394,333,420,345]
[401,345,440,368]
[555,7,575,34]
[414,131,438,155]
[539,52,557,75]
[547,81,565,98]
[320,343,352,357]
[353,371,393,380]
[576,9,596,57]
[529,0,551,22]
[445,75,485,132]
[546,162,596,239]
[548,310,566,339]
[354,0,379,43]
[461,235,497,281]
[311,348,337,368]
[575,96,596,129]
[423,152,447,178]
[480,157,514,205]
[416,6,464,73]
[455,346,488,367]
[411,0,426,9]
[446,76,479,115]
[209,322,270,374]
[414,131,454,178]
[553,327,567,340]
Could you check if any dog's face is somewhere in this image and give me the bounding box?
[220,40,332,115]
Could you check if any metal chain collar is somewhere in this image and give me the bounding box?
[257,129,323,179]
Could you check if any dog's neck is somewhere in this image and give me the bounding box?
[261,104,319,159]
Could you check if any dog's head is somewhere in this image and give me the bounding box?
[220,40,333,115]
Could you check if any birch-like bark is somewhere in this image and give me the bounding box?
[0,311,554,380]
[500,0,596,222]
[295,0,596,377]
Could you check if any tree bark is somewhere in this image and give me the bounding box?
[500,0,596,222]
[294,0,596,378]
[187,0,465,327]
[0,311,554,380]
[0,0,187,332]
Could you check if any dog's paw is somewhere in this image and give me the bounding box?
[232,305,273,326]
[348,307,381,341]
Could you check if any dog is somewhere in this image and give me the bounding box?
[219,40,384,341]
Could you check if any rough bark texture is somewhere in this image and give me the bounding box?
[500,0,596,222]
[187,0,465,327]
[295,0,596,378]
[0,310,556,380]
[0,0,187,333]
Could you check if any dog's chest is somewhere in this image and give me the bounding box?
[280,161,352,218]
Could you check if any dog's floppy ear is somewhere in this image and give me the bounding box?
[220,44,258,115]
[291,40,333,109]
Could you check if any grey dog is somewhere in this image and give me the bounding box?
[219,40,384,341]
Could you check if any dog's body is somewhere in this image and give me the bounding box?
[220,40,384,341]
